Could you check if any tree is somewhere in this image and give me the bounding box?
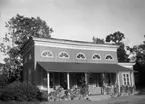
[105,31,129,62]
[92,36,105,44]
[0,14,53,82]
[106,31,125,45]
[132,43,145,87]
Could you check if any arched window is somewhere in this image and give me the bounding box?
[76,53,86,60]
[105,54,113,60]
[58,52,69,59]
[92,54,101,60]
[41,50,53,58]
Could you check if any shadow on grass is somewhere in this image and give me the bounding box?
[136,88,145,95]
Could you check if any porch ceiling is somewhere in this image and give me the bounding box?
[37,62,133,73]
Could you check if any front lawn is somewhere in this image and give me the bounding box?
[1,95,145,104]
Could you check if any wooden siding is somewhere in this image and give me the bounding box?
[35,45,118,64]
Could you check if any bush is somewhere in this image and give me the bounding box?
[38,91,48,101]
[0,81,41,101]
[0,74,9,89]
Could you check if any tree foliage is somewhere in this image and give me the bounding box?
[0,14,53,81]
[105,31,129,62]
[106,31,125,45]
[92,36,105,44]
[132,40,145,87]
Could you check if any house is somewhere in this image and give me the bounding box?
[21,36,135,95]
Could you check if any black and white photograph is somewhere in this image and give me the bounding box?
[0,0,145,104]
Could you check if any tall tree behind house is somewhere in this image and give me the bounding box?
[0,14,53,82]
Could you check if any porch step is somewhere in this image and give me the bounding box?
[86,95,111,101]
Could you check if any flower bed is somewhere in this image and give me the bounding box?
[103,85,135,97]
[48,85,88,101]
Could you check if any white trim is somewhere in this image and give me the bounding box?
[92,53,101,60]
[117,72,120,93]
[41,50,53,58]
[47,72,50,94]
[131,72,134,86]
[76,52,86,60]
[33,36,118,48]
[58,51,70,59]
[35,41,117,52]
[67,73,70,89]
[105,54,114,60]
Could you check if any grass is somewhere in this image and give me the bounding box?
[0,95,145,104]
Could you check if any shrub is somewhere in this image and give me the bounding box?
[0,81,41,101]
[38,91,48,101]
[48,87,65,101]
[0,74,9,89]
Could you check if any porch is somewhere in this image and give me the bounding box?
[37,62,134,95]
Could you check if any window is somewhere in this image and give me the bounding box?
[92,54,101,60]
[105,54,113,60]
[41,50,53,58]
[76,53,86,60]
[58,52,69,59]
[122,73,130,85]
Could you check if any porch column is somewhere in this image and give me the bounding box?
[131,72,134,86]
[117,72,120,93]
[67,72,70,89]
[47,72,50,94]
[85,73,88,84]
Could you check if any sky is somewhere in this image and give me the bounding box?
[0,0,145,62]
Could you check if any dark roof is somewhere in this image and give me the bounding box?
[38,62,132,73]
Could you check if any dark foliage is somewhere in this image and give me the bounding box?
[117,44,129,62]
[0,14,53,81]
[105,31,129,62]
[0,74,9,89]
[92,36,105,44]
[0,81,42,101]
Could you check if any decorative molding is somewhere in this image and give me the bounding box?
[35,41,117,52]
[32,36,118,48]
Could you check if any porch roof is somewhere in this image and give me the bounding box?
[38,62,133,73]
